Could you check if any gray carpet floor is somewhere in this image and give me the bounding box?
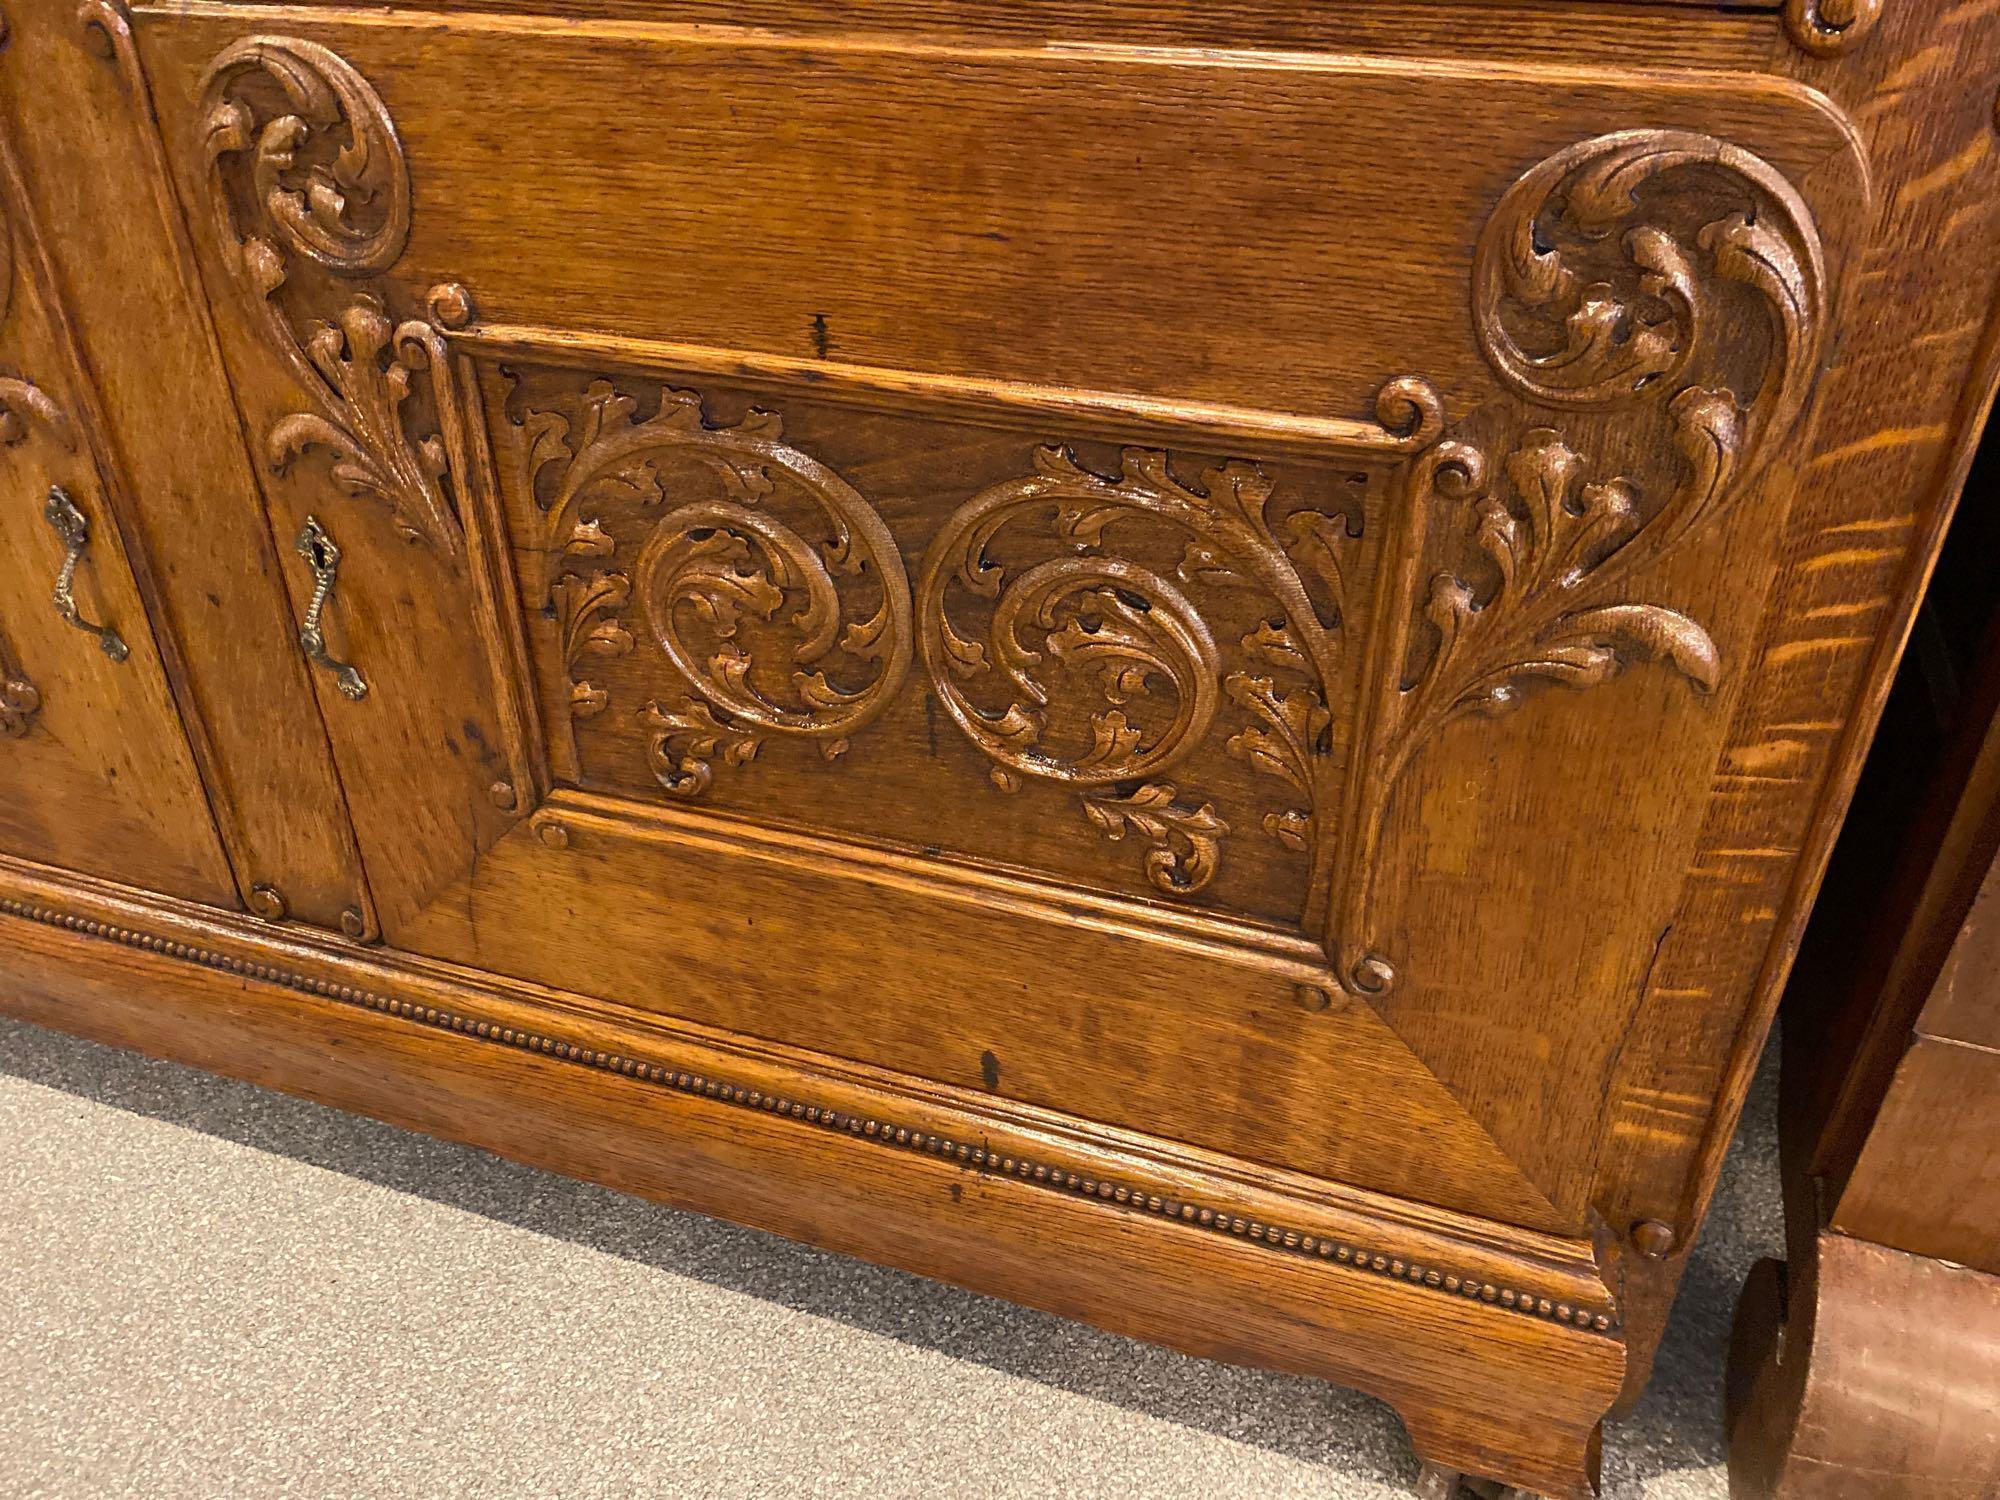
[0,1014,1780,1498]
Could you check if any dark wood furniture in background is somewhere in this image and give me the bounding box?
[1727,438,2000,1498]
[2,3,1998,1494]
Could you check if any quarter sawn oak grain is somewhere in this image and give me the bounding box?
[0,1,1996,1495]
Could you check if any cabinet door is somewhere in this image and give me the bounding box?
[132,4,1902,1239]
[5,0,377,934]
[0,140,232,906]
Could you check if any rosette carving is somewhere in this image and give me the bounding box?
[1327,130,1827,997]
[199,36,469,559]
[917,440,1374,898]
[521,382,912,796]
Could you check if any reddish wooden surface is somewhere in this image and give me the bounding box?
[1729,1235,2000,1500]
[1729,335,2000,1500]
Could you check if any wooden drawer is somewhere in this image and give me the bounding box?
[7,2,1998,1493]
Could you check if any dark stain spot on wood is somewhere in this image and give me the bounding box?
[810,311,831,359]
[949,1183,962,1203]
[980,1049,1000,1090]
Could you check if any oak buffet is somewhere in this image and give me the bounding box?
[1,2,1996,1494]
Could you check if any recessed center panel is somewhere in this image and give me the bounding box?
[486,360,1393,935]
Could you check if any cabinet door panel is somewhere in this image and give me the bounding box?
[1,2,375,932]
[0,142,232,905]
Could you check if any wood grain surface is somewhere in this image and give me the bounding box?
[1,0,1997,1492]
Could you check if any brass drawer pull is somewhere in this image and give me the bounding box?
[294,515,367,701]
[42,486,128,663]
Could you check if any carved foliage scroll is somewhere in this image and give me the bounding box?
[913,438,1385,898]
[184,34,1835,983]
[905,379,1438,895]
[510,369,1422,898]
[521,382,912,798]
[199,36,471,560]
[1325,130,1827,997]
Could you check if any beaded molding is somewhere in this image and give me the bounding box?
[1,893,1619,1335]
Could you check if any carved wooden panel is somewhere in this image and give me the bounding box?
[183,31,528,938]
[16,0,2000,1493]
[469,123,1831,997]
[130,6,1872,1239]
[1330,128,1828,998]
[492,365,1411,931]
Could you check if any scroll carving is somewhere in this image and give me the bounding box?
[521,381,912,797]
[1326,130,1827,997]
[913,422,1397,897]
[199,36,470,559]
[181,44,1831,971]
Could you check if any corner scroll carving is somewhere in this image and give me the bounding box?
[1326,129,1828,997]
[199,36,471,560]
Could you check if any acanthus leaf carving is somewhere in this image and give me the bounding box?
[552,570,634,720]
[200,35,469,561]
[1225,669,1331,851]
[523,381,911,788]
[1080,783,1230,897]
[916,423,1384,901]
[640,696,762,800]
[1404,405,1733,738]
[1325,129,1828,998]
